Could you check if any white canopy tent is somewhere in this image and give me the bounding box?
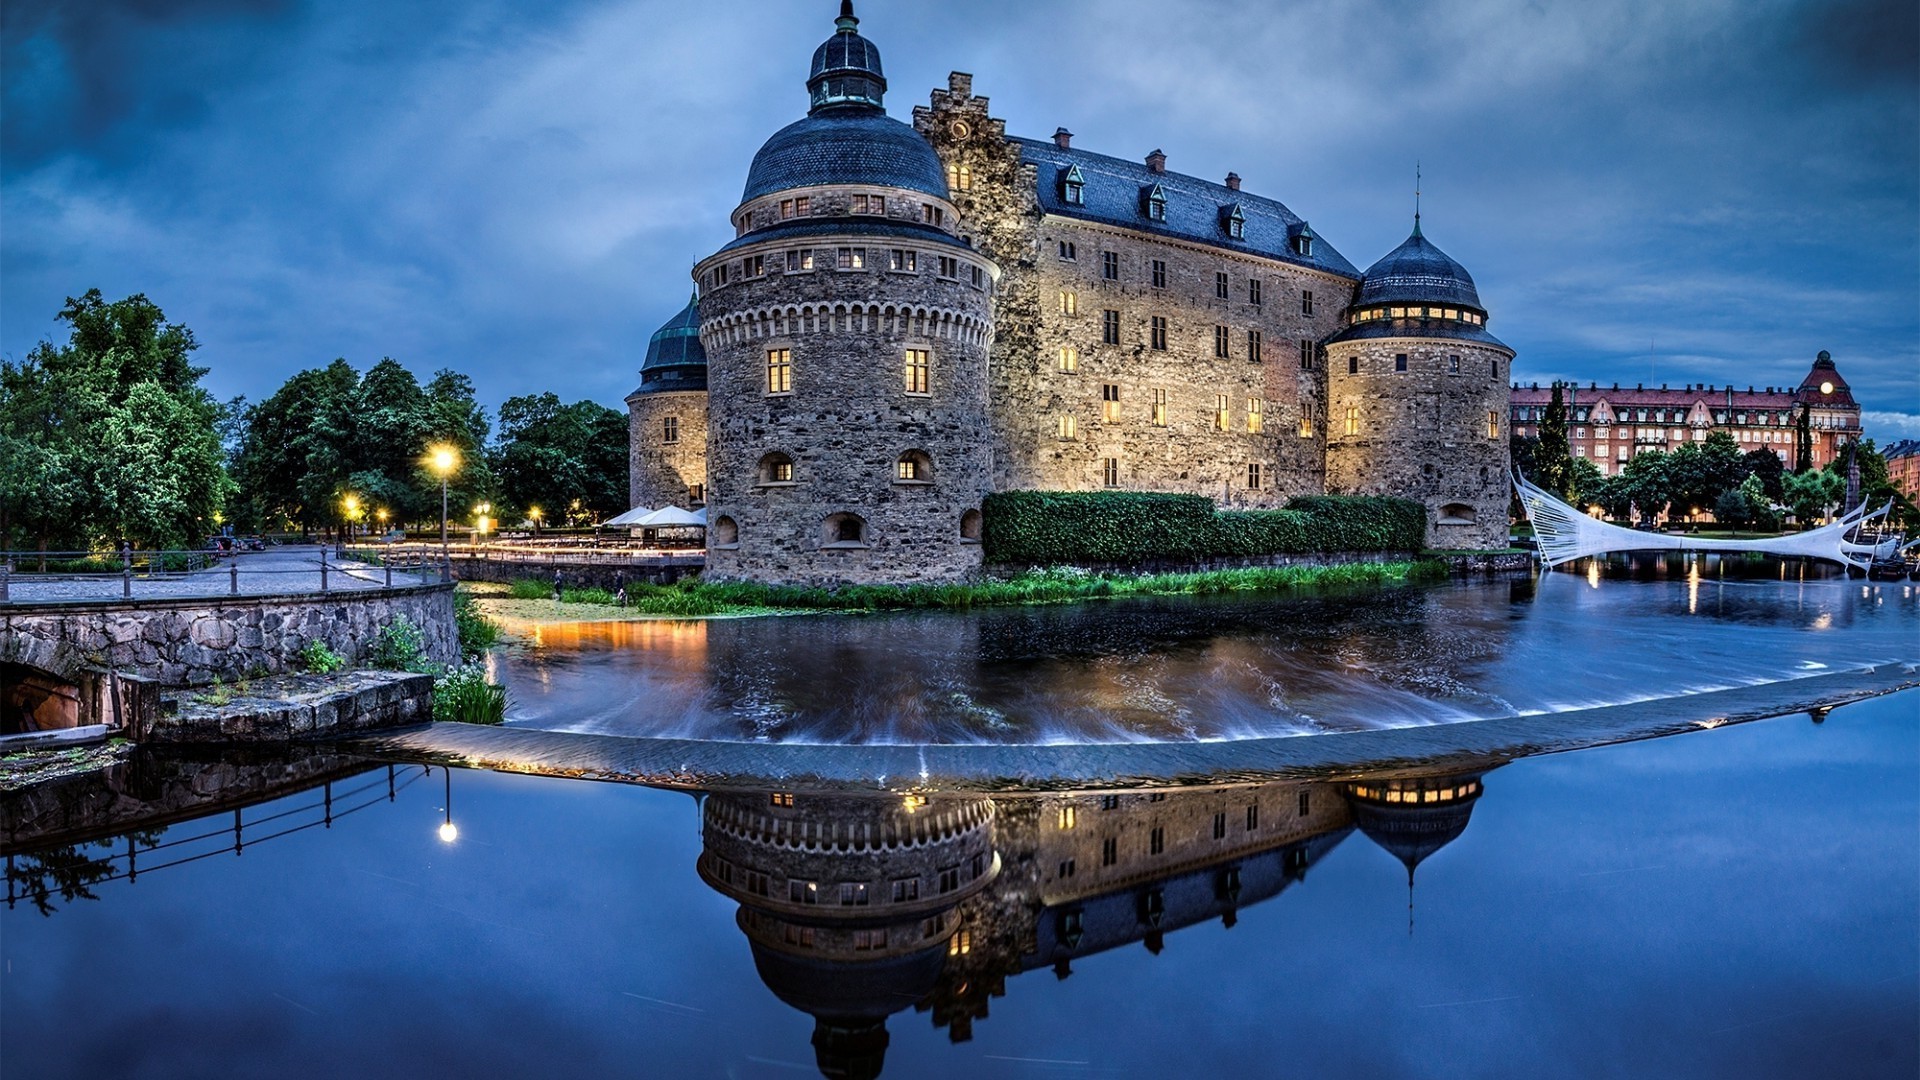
[633,505,706,529]
[601,506,656,528]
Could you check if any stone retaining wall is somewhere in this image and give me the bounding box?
[1,584,457,692]
[150,670,433,744]
[450,556,703,590]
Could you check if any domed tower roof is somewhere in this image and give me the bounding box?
[1356,223,1484,310]
[1795,350,1857,408]
[740,3,948,204]
[1343,773,1485,877]
[634,295,707,394]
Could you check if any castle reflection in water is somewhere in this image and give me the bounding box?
[697,765,1488,1080]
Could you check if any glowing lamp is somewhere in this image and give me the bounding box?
[438,821,458,844]
[1819,381,1834,395]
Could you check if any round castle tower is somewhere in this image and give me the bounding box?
[696,3,998,585]
[1322,220,1514,550]
[626,296,710,511]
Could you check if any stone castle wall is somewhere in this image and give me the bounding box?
[697,184,997,585]
[627,389,710,510]
[1324,336,1513,549]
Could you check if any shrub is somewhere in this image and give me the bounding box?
[452,590,499,657]
[979,491,1427,566]
[299,640,345,674]
[433,664,507,725]
[369,616,431,672]
[560,586,616,606]
[509,578,552,600]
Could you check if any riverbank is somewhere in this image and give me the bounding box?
[468,559,1461,628]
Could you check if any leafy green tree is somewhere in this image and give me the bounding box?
[491,393,629,525]
[1617,450,1674,525]
[1666,431,1746,518]
[1740,448,1786,502]
[1568,457,1605,506]
[0,290,227,550]
[1783,468,1842,524]
[233,360,359,535]
[1535,383,1572,497]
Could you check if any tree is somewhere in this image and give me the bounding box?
[1740,448,1786,503]
[1617,450,1674,525]
[0,290,228,550]
[1666,431,1745,519]
[1535,383,1572,498]
[1568,457,1605,507]
[491,393,629,525]
[1783,468,1842,524]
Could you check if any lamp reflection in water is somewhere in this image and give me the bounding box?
[437,767,458,844]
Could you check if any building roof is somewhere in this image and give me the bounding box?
[1012,137,1361,279]
[1510,353,1863,412]
[633,296,707,395]
[1354,224,1483,310]
[1795,350,1857,408]
[741,5,946,206]
[710,216,974,258]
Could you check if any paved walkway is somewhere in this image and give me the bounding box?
[3,547,440,604]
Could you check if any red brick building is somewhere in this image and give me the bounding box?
[1510,352,1862,475]
[1886,439,1920,499]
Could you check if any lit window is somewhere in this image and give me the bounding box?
[948,928,971,954]
[1247,329,1263,363]
[1345,406,1360,435]
[1102,310,1121,345]
[890,249,917,272]
[1058,346,1079,373]
[836,247,864,270]
[788,249,813,271]
[1060,291,1078,316]
[766,349,792,394]
[1488,410,1501,439]
[840,881,870,906]
[1151,387,1168,427]
[1151,260,1167,288]
[1215,394,1230,431]
[1391,307,1406,318]
[1249,278,1262,305]
[1448,354,1460,374]
[1058,806,1077,830]
[1146,185,1167,221]
[760,452,795,484]
[1102,457,1119,487]
[904,349,930,395]
[1215,325,1231,359]
[1247,462,1262,488]
[771,792,794,807]
[1298,414,1315,438]
[851,194,869,214]
[1101,383,1121,422]
[780,199,795,219]
[1150,316,1167,350]
[1247,397,1263,433]
[743,255,765,278]
[1057,414,1077,439]
[794,196,810,215]
[662,416,679,444]
[1102,251,1120,280]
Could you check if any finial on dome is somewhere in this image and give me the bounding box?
[1413,160,1423,238]
[837,0,858,32]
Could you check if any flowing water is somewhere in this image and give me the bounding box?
[493,556,1920,744]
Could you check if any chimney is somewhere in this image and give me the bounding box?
[1226,172,1241,191]
[1146,149,1166,174]
[1053,127,1073,150]
[948,72,973,97]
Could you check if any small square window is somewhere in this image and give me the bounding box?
[1395,353,1408,372]
[890,249,916,272]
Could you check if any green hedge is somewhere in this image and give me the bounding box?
[980,491,1425,566]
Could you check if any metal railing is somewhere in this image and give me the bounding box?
[368,541,705,566]
[0,546,453,605]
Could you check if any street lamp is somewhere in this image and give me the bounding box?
[529,505,542,537]
[427,445,459,566]
[376,507,390,540]
[342,494,361,542]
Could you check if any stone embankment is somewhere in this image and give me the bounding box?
[984,549,1531,578]
[152,670,432,745]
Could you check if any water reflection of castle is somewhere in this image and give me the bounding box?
[698,766,1491,1079]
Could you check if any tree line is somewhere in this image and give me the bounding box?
[1513,381,1916,532]
[0,291,630,551]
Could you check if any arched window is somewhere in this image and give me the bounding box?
[896,450,934,483]
[822,512,869,549]
[959,509,982,543]
[711,515,740,548]
[757,452,796,485]
[1436,503,1477,526]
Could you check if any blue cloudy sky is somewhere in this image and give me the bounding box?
[4,0,1916,437]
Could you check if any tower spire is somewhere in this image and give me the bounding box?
[837,0,858,32]
[1413,161,1423,238]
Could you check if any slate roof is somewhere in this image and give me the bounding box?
[1355,228,1483,310]
[1013,137,1361,280]
[711,216,974,258]
[743,107,949,204]
[810,25,884,85]
[633,297,707,395]
[1325,316,1511,352]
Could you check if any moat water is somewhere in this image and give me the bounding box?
[494,556,1920,744]
[3,557,1916,1078]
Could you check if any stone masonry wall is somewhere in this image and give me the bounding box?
[2,584,458,691]
[628,389,710,511]
[1324,335,1513,549]
[914,73,1355,507]
[697,183,996,585]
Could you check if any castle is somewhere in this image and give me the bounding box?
[627,3,1513,584]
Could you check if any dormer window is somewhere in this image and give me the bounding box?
[1290,222,1315,257]
[1223,204,1246,240]
[1144,184,1167,222]
[1062,165,1085,206]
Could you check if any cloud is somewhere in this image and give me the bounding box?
[1,0,1914,427]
